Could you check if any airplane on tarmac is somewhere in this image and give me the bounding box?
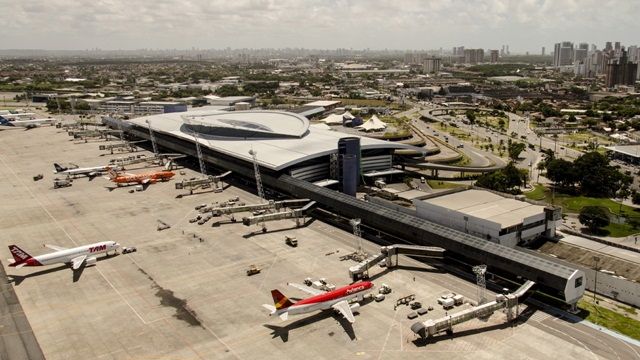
[262,281,374,323]
[54,163,113,179]
[106,165,175,186]
[0,115,55,129]
[7,241,120,270]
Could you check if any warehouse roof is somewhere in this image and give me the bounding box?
[420,189,544,228]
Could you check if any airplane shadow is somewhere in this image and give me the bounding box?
[7,254,117,285]
[242,218,315,238]
[263,310,358,343]
[412,321,514,347]
[366,265,445,282]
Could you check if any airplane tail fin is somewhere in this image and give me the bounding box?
[106,167,118,180]
[53,163,67,173]
[270,289,294,310]
[164,160,173,171]
[8,245,33,267]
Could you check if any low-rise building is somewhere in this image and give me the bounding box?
[413,189,559,247]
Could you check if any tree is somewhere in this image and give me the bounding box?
[579,206,610,233]
[632,191,640,205]
[507,142,526,162]
[573,152,625,197]
[465,110,476,124]
[546,159,576,189]
[475,163,523,193]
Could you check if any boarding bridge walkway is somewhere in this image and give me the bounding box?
[242,201,317,227]
[410,280,536,340]
[349,244,445,280]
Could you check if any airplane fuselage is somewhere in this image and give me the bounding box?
[10,241,120,267]
[112,171,175,185]
[58,166,109,177]
[274,282,374,318]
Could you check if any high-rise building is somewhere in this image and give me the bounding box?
[423,58,441,74]
[574,43,589,63]
[605,42,613,52]
[628,45,639,62]
[605,48,638,88]
[464,49,484,64]
[553,42,574,67]
[490,50,499,63]
[542,47,545,56]
[615,42,621,52]
[506,45,510,55]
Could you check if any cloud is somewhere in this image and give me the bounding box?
[0,0,638,51]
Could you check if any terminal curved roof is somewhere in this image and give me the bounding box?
[132,109,425,171]
[181,110,308,139]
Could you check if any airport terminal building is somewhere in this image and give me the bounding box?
[125,109,424,190]
[413,189,560,248]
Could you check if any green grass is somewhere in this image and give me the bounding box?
[578,299,640,340]
[427,180,464,189]
[525,185,640,237]
[525,184,547,201]
[614,303,638,315]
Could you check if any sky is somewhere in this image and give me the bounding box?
[2,0,639,52]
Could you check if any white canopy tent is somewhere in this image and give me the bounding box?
[321,113,344,124]
[342,111,355,120]
[356,115,387,132]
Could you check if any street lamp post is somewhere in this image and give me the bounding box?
[593,256,600,325]
[593,256,600,301]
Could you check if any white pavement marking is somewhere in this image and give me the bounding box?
[0,153,147,324]
[535,319,598,360]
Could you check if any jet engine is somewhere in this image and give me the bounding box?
[85,257,97,267]
[349,303,361,314]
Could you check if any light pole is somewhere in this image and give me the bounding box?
[593,256,600,326]
[593,256,600,302]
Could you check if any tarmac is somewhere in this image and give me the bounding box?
[1,124,639,359]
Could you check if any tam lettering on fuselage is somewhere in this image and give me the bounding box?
[89,244,107,253]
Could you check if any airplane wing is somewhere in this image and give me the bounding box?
[71,255,87,270]
[287,282,325,296]
[332,300,355,323]
[44,244,68,251]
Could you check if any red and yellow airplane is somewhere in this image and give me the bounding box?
[106,167,175,186]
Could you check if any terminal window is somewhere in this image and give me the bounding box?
[575,277,583,288]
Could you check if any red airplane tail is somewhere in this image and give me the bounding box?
[8,245,33,267]
[271,289,294,310]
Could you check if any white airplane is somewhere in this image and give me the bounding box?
[0,115,55,129]
[54,163,111,178]
[262,281,374,323]
[8,241,120,270]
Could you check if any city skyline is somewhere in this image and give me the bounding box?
[2,0,639,52]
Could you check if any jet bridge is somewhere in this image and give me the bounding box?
[242,201,317,227]
[204,199,310,216]
[410,280,536,340]
[349,245,445,280]
[175,171,232,193]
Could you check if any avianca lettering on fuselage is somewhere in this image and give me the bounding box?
[7,241,120,270]
[262,281,374,323]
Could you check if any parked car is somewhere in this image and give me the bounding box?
[122,247,137,254]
